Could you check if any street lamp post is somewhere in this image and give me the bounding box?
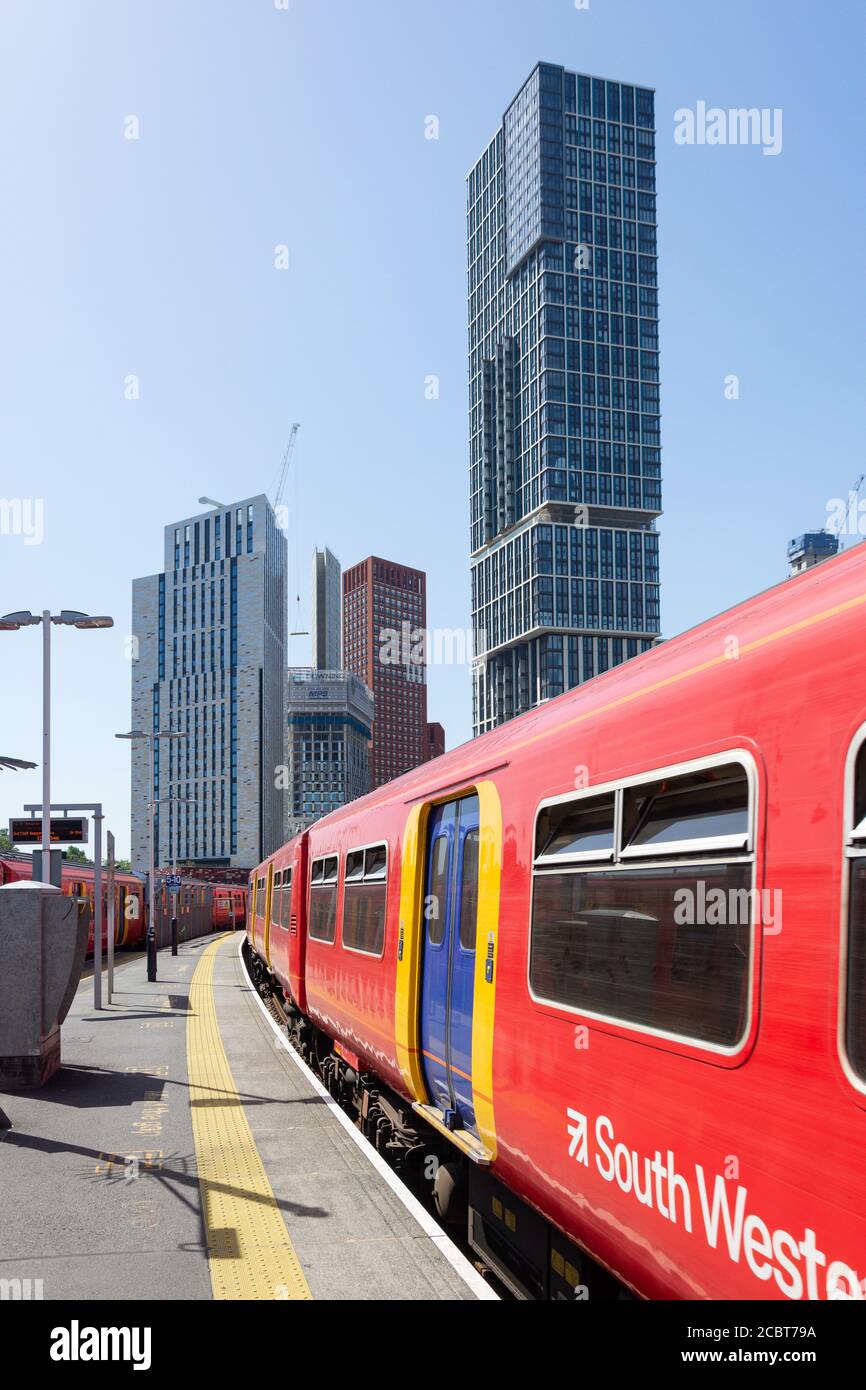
[159,793,196,957]
[0,610,113,883]
[115,731,186,983]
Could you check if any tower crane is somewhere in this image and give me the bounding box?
[273,422,300,511]
[838,473,865,550]
[271,424,308,637]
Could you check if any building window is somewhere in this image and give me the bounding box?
[529,757,754,1048]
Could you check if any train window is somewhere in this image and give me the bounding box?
[309,855,338,943]
[427,836,449,948]
[459,830,480,951]
[535,794,615,863]
[621,763,750,857]
[844,740,866,1084]
[345,850,365,882]
[342,843,388,956]
[271,871,282,925]
[530,754,755,1049]
[256,876,265,918]
[365,844,387,880]
[281,867,293,931]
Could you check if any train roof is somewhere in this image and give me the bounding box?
[284,537,866,842]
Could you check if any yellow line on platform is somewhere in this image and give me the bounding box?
[187,934,312,1300]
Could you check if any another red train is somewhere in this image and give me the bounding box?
[0,857,246,954]
[247,542,866,1301]
[213,886,247,930]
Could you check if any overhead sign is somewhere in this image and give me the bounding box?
[9,817,89,846]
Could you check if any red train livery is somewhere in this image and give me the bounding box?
[0,858,247,954]
[248,545,866,1301]
[212,886,247,930]
[0,857,146,954]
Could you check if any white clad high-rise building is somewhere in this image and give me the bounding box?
[130,495,287,873]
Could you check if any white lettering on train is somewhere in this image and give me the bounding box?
[567,1108,865,1300]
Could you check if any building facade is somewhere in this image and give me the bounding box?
[130,495,287,873]
[426,721,445,761]
[285,668,373,830]
[787,531,839,576]
[343,556,427,788]
[468,62,662,735]
[311,546,342,670]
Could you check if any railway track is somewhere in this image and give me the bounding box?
[240,939,508,1300]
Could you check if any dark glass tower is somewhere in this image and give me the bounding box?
[468,63,662,735]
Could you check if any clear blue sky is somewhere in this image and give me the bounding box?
[1,0,864,859]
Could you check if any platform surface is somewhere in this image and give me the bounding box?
[0,932,483,1300]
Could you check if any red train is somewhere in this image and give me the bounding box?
[247,543,866,1301]
[0,857,246,954]
[212,886,247,930]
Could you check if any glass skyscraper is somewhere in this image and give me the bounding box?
[468,63,662,735]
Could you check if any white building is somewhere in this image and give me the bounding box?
[130,495,287,873]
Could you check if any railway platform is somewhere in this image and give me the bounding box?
[0,932,492,1301]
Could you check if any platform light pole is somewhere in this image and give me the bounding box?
[0,610,113,883]
[115,730,186,982]
[160,794,196,955]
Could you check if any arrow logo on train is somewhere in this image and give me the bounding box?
[567,1108,589,1166]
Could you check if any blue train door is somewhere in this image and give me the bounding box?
[419,794,481,1133]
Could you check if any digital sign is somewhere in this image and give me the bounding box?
[9,817,89,846]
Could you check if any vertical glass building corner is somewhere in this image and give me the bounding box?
[468,63,662,735]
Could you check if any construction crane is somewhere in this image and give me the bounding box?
[271,424,308,637]
[838,473,865,550]
[273,422,300,511]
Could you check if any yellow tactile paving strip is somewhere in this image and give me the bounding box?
[187,934,313,1300]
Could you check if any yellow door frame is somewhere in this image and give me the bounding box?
[264,863,274,966]
[395,779,503,1161]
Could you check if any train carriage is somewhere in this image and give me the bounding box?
[0,856,147,953]
[0,858,245,956]
[247,543,866,1300]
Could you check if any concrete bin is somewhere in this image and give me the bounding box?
[0,881,89,1088]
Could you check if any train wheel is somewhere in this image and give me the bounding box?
[433,1161,467,1228]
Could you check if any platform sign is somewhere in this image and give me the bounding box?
[9,816,89,846]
